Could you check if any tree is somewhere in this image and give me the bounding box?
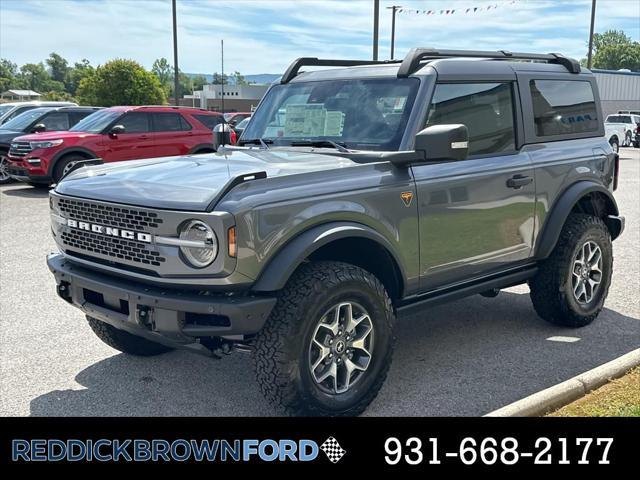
[42,90,76,102]
[152,57,173,87]
[0,59,18,92]
[594,43,640,71]
[65,59,94,95]
[16,63,50,91]
[211,72,228,85]
[584,29,640,71]
[46,52,69,83]
[191,75,208,91]
[76,59,166,106]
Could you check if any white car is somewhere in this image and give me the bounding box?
[0,101,77,125]
[604,113,640,147]
[605,123,626,152]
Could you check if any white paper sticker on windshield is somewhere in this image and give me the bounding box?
[324,111,345,136]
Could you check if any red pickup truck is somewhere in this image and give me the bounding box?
[7,105,229,186]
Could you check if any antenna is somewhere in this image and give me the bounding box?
[221,39,225,115]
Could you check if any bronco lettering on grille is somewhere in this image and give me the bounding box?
[66,219,152,243]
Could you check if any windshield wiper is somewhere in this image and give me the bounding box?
[239,138,272,149]
[289,140,350,153]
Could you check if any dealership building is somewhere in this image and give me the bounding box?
[182,84,270,112]
[592,69,640,117]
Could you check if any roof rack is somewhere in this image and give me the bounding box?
[280,57,401,83]
[397,48,581,77]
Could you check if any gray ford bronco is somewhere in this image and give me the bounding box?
[48,49,624,416]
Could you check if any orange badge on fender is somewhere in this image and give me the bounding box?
[400,191,413,207]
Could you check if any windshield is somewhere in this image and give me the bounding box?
[0,105,15,117]
[0,107,52,131]
[70,109,122,133]
[606,115,631,124]
[236,117,250,128]
[241,78,419,151]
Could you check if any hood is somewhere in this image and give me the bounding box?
[0,130,23,144]
[54,148,358,211]
[13,130,101,142]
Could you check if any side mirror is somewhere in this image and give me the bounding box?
[32,123,46,133]
[414,124,469,161]
[212,123,233,151]
[228,120,237,128]
[109,124,125,137]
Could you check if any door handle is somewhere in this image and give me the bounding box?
[506,174,533,189]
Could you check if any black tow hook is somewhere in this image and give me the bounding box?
[480,288,500,298]
[136,306,153,328]
[57,281,72,303]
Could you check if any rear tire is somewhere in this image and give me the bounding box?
[253,261,396,416]
[529,214,613,328]
[624,131,632,147]
[87,316,173,356]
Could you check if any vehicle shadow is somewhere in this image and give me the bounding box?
[28,291,639,417]
[2,186,50,198]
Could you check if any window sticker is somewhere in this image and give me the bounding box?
[324,111,345,136]
[284,104,346,137]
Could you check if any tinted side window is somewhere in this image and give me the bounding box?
[118,113,150,133]
[530,80,598,137]
[194,114,223,129]
[152,112,191,132]
[7,106,35,121]
[40,112,70,130]
[69,111,93,126]
[426,82,516,156]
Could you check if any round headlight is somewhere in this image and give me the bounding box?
[178,220,218,268]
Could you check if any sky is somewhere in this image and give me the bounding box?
[1,0,639,76]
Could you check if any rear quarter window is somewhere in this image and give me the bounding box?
[530,80,598,137]
[193,114,224,129]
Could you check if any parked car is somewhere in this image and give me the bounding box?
[0,106,100,185]
[47,49,624,416]
[0,101,77,125]
[7,105,225,186]
[224,112,252,127]
[604,123,625,153]
[604,113,640,147]
[233,116,251,137]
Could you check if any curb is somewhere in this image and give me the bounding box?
[485,348,640,417]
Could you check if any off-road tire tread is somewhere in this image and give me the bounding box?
[529,214,612,327]
[253,261,395,416]
[86,316,173,356]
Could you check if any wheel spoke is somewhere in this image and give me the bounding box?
[345,313,369,335]
[311,339,331,370]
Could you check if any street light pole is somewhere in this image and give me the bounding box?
[387,5,402,59]
[373,0,379,60]
[172,0,180,106]
[587,0,597,68]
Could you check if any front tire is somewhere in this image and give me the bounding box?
[529,214,613,328]
[53,153,89,184]
[609,137,619,153]
[0,149,15,185]
[87,316,173,356]
[253,261,396,416]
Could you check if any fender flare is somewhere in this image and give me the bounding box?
[251,222,406,293]
[188,143,216,154]
[535,181,620,260]
[48,147,98,176]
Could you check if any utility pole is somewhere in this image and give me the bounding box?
[587,0,597,68]
[172,0,180,106]
[373,0,379,60]
[387,5,402,59]
[220,39,225,114]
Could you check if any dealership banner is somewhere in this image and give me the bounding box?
[1,417,636,471]
[398,0,518,16]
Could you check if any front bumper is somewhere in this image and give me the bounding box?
[6,159,50,183]
[47,253,276,353]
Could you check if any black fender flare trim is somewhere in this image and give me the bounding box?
[535,181,620,260]
[251,222,406,294]
[188,143,216,154]
[48,147,98,176]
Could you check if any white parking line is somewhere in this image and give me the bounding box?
[546,336,581,343]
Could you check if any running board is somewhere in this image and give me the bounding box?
[396,265,537,315]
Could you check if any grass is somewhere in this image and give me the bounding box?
[549,367,640,417]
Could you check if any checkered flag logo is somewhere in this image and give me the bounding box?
[320,436,346,463]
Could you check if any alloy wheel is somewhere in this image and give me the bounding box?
[308,301,374,394]
[571,240,603,304]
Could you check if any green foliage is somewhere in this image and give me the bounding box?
[76,59,166,106]
[0,59,18,91]
[586,29,640,71]
[64,59,94,95]
[191,75,208,91]
[46,52,69,83]
[212,72,229,85]
[151,57,173,86]
[42,90,76,102]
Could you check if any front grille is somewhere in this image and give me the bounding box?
[61,230,165,266]
[9,142,32,158]
[58,197,164,231]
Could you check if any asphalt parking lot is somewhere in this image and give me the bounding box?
[1,148,638,417]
